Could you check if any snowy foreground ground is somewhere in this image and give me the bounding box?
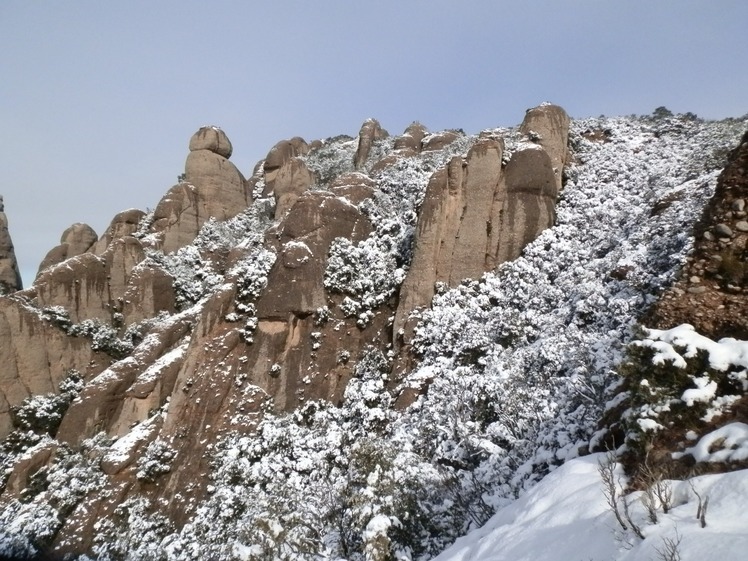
[433,454,748,561]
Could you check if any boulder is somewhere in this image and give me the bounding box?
[37,223,98,277]
[394,122,428,153]
[188,126,232,159]
[150,128,249,254]
[263,137,310,194]
[422,130,461,152]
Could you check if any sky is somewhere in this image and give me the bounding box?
[2,1,747,287]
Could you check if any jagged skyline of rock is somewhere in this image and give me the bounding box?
[3,2,747,285]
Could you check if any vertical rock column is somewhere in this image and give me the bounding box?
[151,126,249,254]
[393,104,570,348]
[0,196,23,294]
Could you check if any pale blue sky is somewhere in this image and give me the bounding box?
[2,1,746,286]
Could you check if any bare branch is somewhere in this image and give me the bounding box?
[598,451,628,532]
[655,528,682,561]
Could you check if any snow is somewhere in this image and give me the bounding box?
[674,423,748,463]
[641,324,748,372]
[133,342,188,387]
[681,375,718,406]
[102,416,159,467]
[434,454,748,561]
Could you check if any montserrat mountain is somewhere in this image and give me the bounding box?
[0,105,745,560]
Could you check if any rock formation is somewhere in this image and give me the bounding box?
[271,157,315,219]
[0,196,22,294]
[0,105,582,556]
[394,122,428,154]
[353,118,389,169]
[394,104,570,341]
[151,127,249,254]
[91,208,146,255]
[262,137,310,195]
[644,130,748,338]
[188,125,233,159]
[36,222,98,278]
[0,297,107,436]
[519,103,570,192]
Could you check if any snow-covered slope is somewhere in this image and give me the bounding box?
[434,454,748,561]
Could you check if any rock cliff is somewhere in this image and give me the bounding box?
[394,104,569,344]
[0,197,22,295]
[2,107,743,560]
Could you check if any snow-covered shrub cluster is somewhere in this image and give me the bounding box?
[0,440,105,559]
[136,438,177,482]
[193,201,274,254]
[231,247,277,342]
[146,245,223,310]
[9,371,83,438]
[40,306,170,359]
[324,234,406,326]
[616,324,748,461]
[165,349,473,560]
[303,135,357,188]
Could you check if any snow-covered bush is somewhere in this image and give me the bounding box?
[615,325,748,467]
[136,439,177,482]
[10,371,83,437]
[231,247,277,343]
[303,135,357,188]
[194,202,274,254]
[148,245,223,310]
[0,443,104,555]
[325,235,405,327]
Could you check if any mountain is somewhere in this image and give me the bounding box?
[0,106,745,561]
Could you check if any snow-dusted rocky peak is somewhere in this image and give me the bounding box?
[0,108,746,560]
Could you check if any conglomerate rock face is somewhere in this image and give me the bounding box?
[151,126,250,254]
[393,104,570,342]
[0,197,22,295]
[0,106,578,556]
[36,222,98,278]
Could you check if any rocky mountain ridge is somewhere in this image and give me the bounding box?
[0,106,745,561]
